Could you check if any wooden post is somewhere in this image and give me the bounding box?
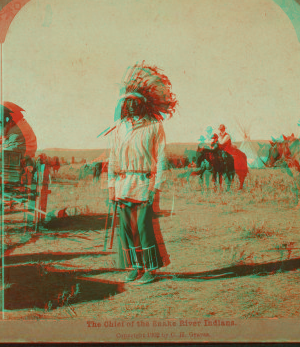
[109,202,118,249]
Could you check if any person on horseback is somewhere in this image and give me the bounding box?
[211,125,248,190]
[218,124,232,151]
[210,133,219,150]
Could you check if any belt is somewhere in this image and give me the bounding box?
[115,171,153,179]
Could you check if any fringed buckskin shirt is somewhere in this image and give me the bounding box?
[108,115,166,202]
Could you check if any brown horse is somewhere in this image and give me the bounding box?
[265,135,300,208]
[196,144,249,190]
[265,135,300,171]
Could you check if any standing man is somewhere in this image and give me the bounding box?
[108,62,177,284]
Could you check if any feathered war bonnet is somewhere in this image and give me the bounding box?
[114,62,177,122]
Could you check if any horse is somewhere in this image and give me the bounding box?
[79,161,103,182]
[188,158,214,191]
[167,155,189,169]
[264,135,300,208]
[265,136,300,171]
[49,156,61,176]
[195,146,235,191]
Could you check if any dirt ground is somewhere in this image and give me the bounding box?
[2,166,300,320]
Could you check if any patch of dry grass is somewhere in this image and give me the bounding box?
[167,168,297,209]
[3,165,300,320]
[54,163,83,182]
[240,221,277,239]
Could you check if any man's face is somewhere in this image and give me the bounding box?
[219,126,225,133]
[127,99,135,115]
[128,115,141,123]
[126,98,142,123]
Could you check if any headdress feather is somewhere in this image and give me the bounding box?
[114,61,177,121]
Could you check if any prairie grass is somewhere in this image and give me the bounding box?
[3,165,300,320]
[240,221,277,239]
[167,167,297,208]
[54,163,83,182]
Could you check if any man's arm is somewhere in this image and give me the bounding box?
[108,128,117,201]
[151,121,166,193]
[218,134,231,145]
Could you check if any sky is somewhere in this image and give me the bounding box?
[2,0,300,149]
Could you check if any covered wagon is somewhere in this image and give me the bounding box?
[0,102,50,230]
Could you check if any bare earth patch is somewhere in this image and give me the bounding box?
[2,167,300,320]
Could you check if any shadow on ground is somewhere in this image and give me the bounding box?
[43,213,111,232]
[4,250,299,311]
[4,264,124,310]
[4,233,41,255]
[4,250,115,266]
[157,257,300,281]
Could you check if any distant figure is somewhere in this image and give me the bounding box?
[215,124,248,189]
[36,153,51,221]
[210,133,219,150]
[51,156,61,176]
[218,124,232,150]
[92,161,102,183]
[20,155,35,185]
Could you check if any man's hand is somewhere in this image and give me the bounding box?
[109,187,115,201]
[148,189,158,205]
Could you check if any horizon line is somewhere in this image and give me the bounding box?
[36,139,272,152]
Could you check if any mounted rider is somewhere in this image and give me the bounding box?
[210,124,248,189]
